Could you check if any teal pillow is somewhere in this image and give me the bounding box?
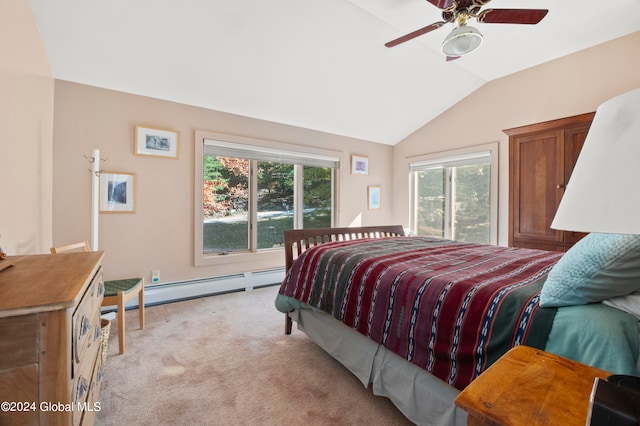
[540,233,640,307]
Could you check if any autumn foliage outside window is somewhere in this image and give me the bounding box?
[202,154,333,253]
[203,156,249,217]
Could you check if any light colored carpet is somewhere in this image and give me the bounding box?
[96,285,413,425]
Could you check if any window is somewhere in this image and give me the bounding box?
[195,132,339,265]
[409,144,498,245]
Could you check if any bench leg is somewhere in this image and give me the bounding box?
[138,287,145,330]
[117,292,125,354]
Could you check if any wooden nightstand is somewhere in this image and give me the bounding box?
[455,345,610,426]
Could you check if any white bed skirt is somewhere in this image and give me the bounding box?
[292,308,468,426]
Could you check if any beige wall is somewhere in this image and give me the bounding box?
[52,82,393,283]
[0,0,54,255]
[392,32,640,246]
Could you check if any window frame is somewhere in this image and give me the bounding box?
[194,130,340,267]
[408,142,498,245]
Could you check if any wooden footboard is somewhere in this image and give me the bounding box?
[282,225,405,334]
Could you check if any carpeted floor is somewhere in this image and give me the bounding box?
[96,285,413,425]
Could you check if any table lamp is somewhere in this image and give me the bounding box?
[551,88,640,235]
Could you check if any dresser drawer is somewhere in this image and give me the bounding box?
[72,317,104,426]
[73,268,104,368]
[72,307,101,410]
[78,348,104,426]
[72,334,102,426]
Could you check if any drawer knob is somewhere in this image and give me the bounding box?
[76,377,89,401]
[80,316,92,337]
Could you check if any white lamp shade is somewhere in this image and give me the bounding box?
[441,26,483,56]
[551,88,640,234]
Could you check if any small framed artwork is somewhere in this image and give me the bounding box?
[100,172,136,213]
[135,125,179,159]
[368,186,381,210]
[351,155,369,175]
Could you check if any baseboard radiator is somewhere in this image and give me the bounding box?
[102,268,285,312]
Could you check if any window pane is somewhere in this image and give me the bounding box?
[257,162,294,249]
[415,169,445,238]
[452,163,490,244]
[202,155,249,253]
[197,136,339,265]
[303,166,332,228]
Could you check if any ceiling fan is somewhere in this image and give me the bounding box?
[385,0,548,60]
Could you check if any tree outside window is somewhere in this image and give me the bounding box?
[203,155,333,253]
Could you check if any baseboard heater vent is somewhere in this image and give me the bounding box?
[102,268,285,311]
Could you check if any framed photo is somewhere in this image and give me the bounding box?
[135,125,179,158]
[368,186,381,210]
[351,155,369,175]
[100,172,136,213]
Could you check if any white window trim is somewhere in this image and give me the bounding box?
[194,130,341,267]
[407,142,499,245]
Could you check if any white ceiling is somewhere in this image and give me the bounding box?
[28,0,640,145]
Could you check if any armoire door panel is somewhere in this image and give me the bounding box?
[512,130,564,244]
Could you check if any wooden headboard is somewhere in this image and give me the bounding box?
[283,225,405,273]
[281,225,405,334]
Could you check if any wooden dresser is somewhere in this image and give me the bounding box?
[0,252,105,426]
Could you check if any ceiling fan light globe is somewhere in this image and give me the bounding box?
[441,25,483,56]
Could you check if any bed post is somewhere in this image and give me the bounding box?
[285,313,293,335]
[284,237,295,335]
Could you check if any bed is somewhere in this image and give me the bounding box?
[275,225,640,425]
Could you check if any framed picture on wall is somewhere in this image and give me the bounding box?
[351,155,369,175]
[100,172,136,213]
[135,125,179,158]
[368,186,381,210]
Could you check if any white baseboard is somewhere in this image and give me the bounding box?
[101,268,285,312]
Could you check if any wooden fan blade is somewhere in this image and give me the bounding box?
[426,0,456,10]
[385,21,446,48]
[477,9,549,25]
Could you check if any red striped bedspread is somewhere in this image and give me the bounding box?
[279,236,563,390]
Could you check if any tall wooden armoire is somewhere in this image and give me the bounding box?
[505,112,595,252]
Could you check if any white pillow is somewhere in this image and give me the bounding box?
[602,290,640,321]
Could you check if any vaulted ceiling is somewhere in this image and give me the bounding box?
[28,0,640,145]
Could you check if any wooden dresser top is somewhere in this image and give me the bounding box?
[0,252,104,318]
